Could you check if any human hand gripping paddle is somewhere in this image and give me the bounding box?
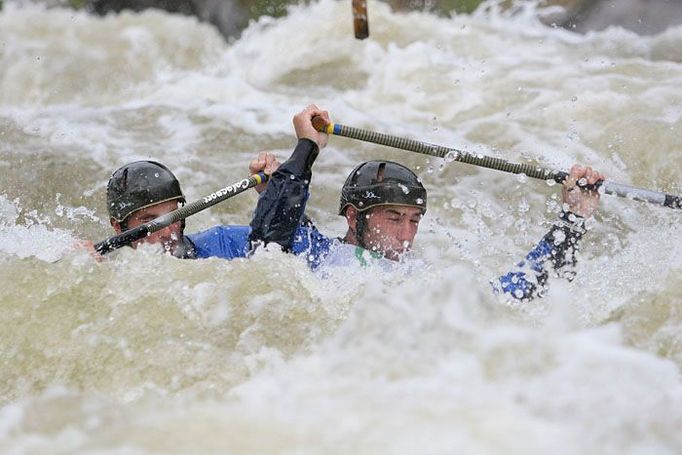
[310,116,682,211]
[92,172,269,255]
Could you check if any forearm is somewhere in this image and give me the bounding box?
[494,211,585,301]
[248,139,319,250]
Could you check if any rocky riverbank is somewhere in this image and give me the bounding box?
[7,0,682,41]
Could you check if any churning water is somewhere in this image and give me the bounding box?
[1,1,681,453]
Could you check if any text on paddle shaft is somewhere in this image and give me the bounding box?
[203,179,251,204]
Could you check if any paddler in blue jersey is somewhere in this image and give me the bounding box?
[249,104,605,301]
[100,156,278,259]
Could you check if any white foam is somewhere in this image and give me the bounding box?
[1,1,681,453]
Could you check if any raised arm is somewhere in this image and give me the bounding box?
[495,165,604,301]
[248,105,330,251]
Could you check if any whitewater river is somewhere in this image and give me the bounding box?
[1,1,681,453]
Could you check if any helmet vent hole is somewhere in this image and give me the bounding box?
[376,162,386,182]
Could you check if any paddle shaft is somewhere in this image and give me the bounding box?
[94,173,268,255]
[312,118,682,210]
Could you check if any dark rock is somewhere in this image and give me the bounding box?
[557,0,682,35]
[91,0,195,15]
[89,0,250,40]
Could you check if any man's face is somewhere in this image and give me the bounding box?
[113,200,183,254]
[359,205,424,261]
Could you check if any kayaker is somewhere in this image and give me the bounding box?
[249,104,604,300]
[82,154,279,259]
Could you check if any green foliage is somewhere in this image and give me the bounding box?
[441,0,484,14]
[245,0,487,21]
[247,0,302,19]
[69,0,88,9]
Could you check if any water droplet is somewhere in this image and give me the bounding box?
[518,198,529,212]
[517,173,528,183]
[546,179,556,187]
[566,130,580,141]
[416,198,424,205]
[552,230,566,245]
[571,95,578,102]
[358,201,364,207]
[444,151,457,163]
[399,184,410,194]
[427,166,434,174]
[154,172,160,178]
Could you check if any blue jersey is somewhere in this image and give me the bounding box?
[492,211,584,300]
[287,217,583,301]
[186,225,251,260]
[249,139,586,301]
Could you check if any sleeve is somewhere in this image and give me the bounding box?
[289,218,334,270]
[493,211,586,301]
[186,225,252,260]
[248,138,319,251]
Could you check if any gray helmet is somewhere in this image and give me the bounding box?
[339,160,427,215]
[107,160,185,223]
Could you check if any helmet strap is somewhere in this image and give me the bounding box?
[355,210,368,248]
[343,206,368,249]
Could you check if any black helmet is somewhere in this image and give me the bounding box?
[107,160,185,222]
[339,160,427,215]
